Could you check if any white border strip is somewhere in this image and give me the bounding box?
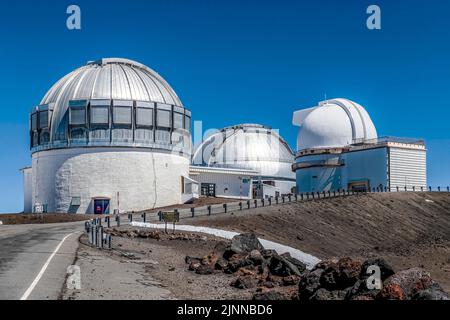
[130,222,320,269]
[20,232,74,300]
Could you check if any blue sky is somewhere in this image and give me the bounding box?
[0,0,449,212]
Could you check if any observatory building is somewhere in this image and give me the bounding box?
[192,124,296,199]
[292,98,427,193]
[23,58,193,214]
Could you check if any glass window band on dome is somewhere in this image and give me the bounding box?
[30,99,192,157]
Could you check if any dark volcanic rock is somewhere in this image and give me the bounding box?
[345,279,380,300]
[195,264,214,275]
[282,275,300,286]
[310,288,348,300]
[215,257,229,271]
[377,283,405,300]
[318,258,361,291]
[226,254,254,273]
[232,276,259,289]
[412,283,450,300]
[269,253,302,277]
[261,249,277,260]
[360,258,395,281]
[225,233,264,259]
[253,291,287,300]
[383,268,434,298]
[298,269,324,300]
[249,250,264,265]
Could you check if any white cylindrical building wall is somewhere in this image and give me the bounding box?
[22,167,33,213]
[31,148,189,213]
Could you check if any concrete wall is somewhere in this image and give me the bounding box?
[31,147,189,213]
[190,171,252,199]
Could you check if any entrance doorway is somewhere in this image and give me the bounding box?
[201,183,216,197]
[94,198,110,214]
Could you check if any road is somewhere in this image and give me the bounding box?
[0,221,84,300]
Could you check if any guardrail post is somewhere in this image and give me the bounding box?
[294,194,298,201]
[268,197,272,206]
[239,202,243,210]
[254,200,258,208]
[223,203,227,213]
[128,214,133,222]
[106,234,112,249]
[247,200,251,209]
[99,226,104,248]
[115,215,120,227]
[207,205,212,215]
[447,186,449,192]
[323,191,326,198]
[438,186,441,192]
[429,186,432,192]
[141,212,146,223]
[261,199,265,207]
[301,193,304,200]
[421,186,424,192]
[288,195,291,202]
[158,211,162,221]
[412,186,415,192]
[191,207,195,217]
[275,196,279,204]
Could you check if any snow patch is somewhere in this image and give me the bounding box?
[130,221,321,269]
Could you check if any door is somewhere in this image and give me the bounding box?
[94,199,110,214]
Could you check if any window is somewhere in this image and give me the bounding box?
[136,108,153,127]
[39,111,49,129]
[113,106,132,125]
[69,107,86,125]
[157,109,171,128]
[70,128,87,140]
[174,112,184,129]
[90,106,109,125]
[31,113,38,131]
[40,131,50,144]
[185,115,191,131]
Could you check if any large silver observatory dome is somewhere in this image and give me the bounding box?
[30,58,191,156]
[193,124,295,180]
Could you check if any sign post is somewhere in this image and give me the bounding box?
[162,211,180,234]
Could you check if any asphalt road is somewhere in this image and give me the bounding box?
[0,221,84,300]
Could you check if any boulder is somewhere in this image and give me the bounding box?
[201,253,219,266]
[269,253,302,277]
[383,268,434,298]
[412,283,450,300]
[226,253,254,273]
[224,234,265,259]
[261,249,277,260]
[298,269,324,300]
[360,258,395,281]
[280,253,307,273]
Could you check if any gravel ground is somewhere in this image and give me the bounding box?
[62,230,252,300]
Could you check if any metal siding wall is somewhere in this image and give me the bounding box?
[342,147,388,190]
[389,147,426,190]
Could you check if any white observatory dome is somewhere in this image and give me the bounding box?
[293,98,377,150]
[193,124,295,180]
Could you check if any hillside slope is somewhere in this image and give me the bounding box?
[191,192,450,290]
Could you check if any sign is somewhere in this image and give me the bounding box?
[162,212,180,223]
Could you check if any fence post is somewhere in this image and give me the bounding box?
[301,193,304,200]
[282,196,285,203]
[239,202,243,210]
[288,195,291,202]
[254,200,258,208]
[404,186,407,192]
[191,207,195,217]
[158,211,162,221]
[268,197,272,206]
[447,186,449,192]
[261,199,265,207]
[99,226,104,248]
[141,212,146,223]
[128,214,133,223]
[115,215,120,227]
[412,186,415,192]
[429,186,432,192]
[223,203,227,213]
[421,186,424,192]
[207,205,211,215]
[275,196,279,204]
[294,194,298,202]
[438,186,441,192]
